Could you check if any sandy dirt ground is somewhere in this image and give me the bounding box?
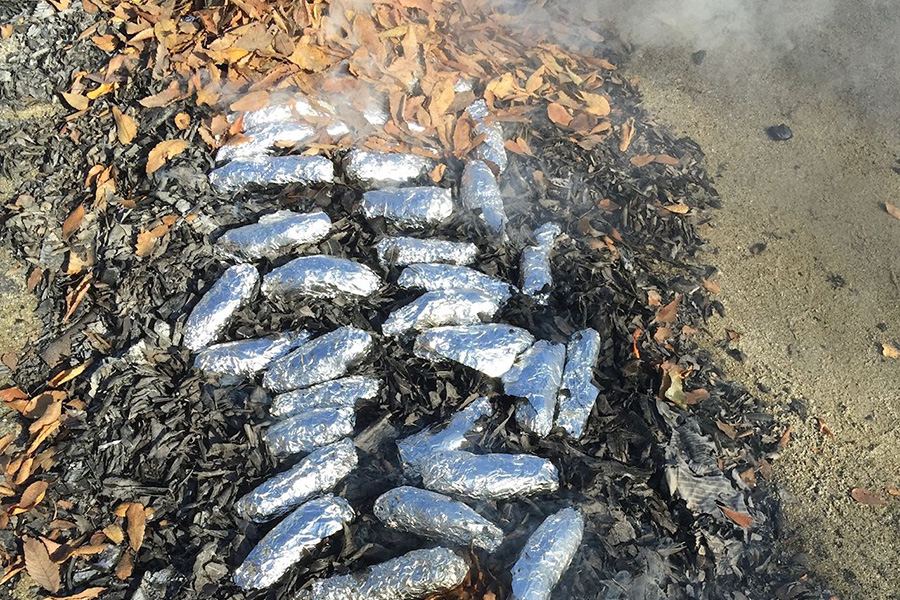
[624,5,900,597]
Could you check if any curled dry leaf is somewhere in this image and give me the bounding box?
[174,112,190,130]
[61,92,89,111]
[777,423,793,448]
[580,91,610,116]
[126,502,147,551]
[850,487,888,507]
[115,549,134,581]
[48,587,106,600]
[880,341,900,359]
[112,107,137,144]
[135,222,172,257]
[230,90,269,112]
[10,480,49,515]
[24,536,60,593]
[61,204,85,241]
[719,505,754,529]
[885,202,900,221]
[146,139,188,174]
[546,102,572,127]
[662,203,691,215]
[139,80,182,108]
[619,117,635,152]
[103,524,125,544]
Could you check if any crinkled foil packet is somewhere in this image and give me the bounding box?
[374,486,504,551]
[299,547,468,600]
[375,236,479,268]
[233,495,355,590]
[193,331,308,377]
[510,508,584,600]
[467,100,508,172]
[381,289,499,336]
[263,327,373,392]
[236,438,358,523]
[344,149,433,186]
[419,450,559,501]
[264,407,356,457]
[414,324,535,378]
[397,263,513,304]
[461,160,508,235]
[556,328,601,438]
[361,187,453,227]
[209,155,334,192]
[183,264,259,351]
[261,255,382,299]
[520,222,561,303]
[271,376,380,418]
[397,397,493,476]
[502,341,566,437]
[216,210,332,260]
[216,122,316,163]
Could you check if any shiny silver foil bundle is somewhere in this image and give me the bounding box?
[344,150,432,186]
[397,263,513,304]
[271,376,381,419]
[361,187,454,227]
[209,155,334,192]
[397,397,493,476]
[184,264,259,351]
[374,486,504,552]
[419,450,559,500]
[239,98,349,138]
[263,327,373,392]
[509,508,585,600]
[216,210,332,260]
[381,289,499,337]
[467,100,508,172]
[375,236,479,268]
[461,160,508,235]
[502,341,566,437]
[413,324,535,378]
[555,329,601,438]
[236,438,358,523]
[216,122,316,163]
[264,407,356,457]
[193,331,309,377]
[261,255,382,299]
[299,547,468,600]
[521,222,562,303]
[233,494,355,590]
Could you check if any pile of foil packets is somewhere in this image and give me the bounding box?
[185,97,603,600]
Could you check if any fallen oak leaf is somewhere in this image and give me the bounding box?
[126,502,146,551]
[111,107,137,144]
[24,536,60,593]
[850,487,887,507]
[547,102,572,127]
[146,139,188,174]
[718,505,753,529]
[10,480,49,515]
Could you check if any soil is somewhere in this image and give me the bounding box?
[626,25,900,600]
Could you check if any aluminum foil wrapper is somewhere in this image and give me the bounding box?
[375,237,478,268]
[556,329,601,438]
[264,407,356,457]
[521,222,561,303]
[236,438,358,523]
[419,450,559,501]
[193,331,309,377]
[216,210,332,260]
[216,122,316,163]
[239,98,349,137]
[461,160,508,236]
[361,187,453,227]
[397,397,493,476]
[510,508,585,600]
[467,100,508,172]
[502,341,566,437]
[233,495,355,590]
[299,547,468,600]
[374,486,504,552]
[184,264,259,351]
[344,150,432,186]
[271,376,381,418]
[397,263,513,304]
[261,255,382,299]
[382,289,499,337]
[263,327,373,392]
[209,155,334,192]
[414,324,535,378]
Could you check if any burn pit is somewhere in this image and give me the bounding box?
[0,1,829,599]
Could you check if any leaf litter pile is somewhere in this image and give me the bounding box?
[0,1,829,599]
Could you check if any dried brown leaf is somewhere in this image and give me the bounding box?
[662,203,690,214]
[547,102,572,127]
[655,295,680,324]
[24,536,60,592]
[103,524,125,544]
[126,502,146,551]
[146,139,188,174]
[115,549,133,581]
[881,341,900,359]
[702,278,721,294]
[230,90,269,113]
[48,359,91,387]
[885,202,900,220]
[174,112,190,130]
[619,117,635,152]
[61,92,89,111]
[850,487,887,507]
[61,204,85,240]
[49,587,106,600]
[11,480,49,515]
[138,81,182,108]
[630,154,655,167]
[718,505,753,529]
[112,107,137,144]
[135,223,171,257]
[580,91,610,116]
[777,423,793,448]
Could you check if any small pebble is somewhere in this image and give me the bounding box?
[766,124,793,141]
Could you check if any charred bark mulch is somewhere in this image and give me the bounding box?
[0,5,827,600]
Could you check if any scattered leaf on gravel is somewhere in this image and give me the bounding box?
[881,341,900,358]
[11,480,49,515]
[619,117,635,152]
[850,487,887,507]
[61,92,89,111]
[126,502,146,551]
[112,107,137,144]
[702,278,721,294]
[777,423,793,448]
[662,203,690,214]
[135,223,172,257]
[61,204,85,240]
[146,139,188,174]
[138,80,181,108]
[547,102,572,126]
[24,536,60,593]
[885,202,900,220]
